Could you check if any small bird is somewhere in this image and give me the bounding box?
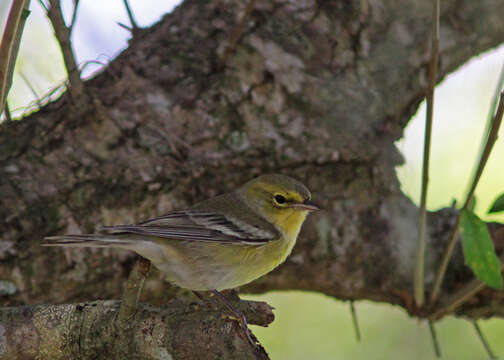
[43,174,318,340]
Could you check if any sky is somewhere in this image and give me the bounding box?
[396,45,504,220]
[1,0,180,115]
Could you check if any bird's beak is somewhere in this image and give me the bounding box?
[289,199,320,211]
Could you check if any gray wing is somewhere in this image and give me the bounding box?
[100,210,277,245]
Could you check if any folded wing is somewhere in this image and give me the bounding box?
[99,210,277,245]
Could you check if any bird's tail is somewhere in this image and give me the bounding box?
[42,234,136,248]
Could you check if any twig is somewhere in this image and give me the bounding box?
[122,0,139,33]
[430,215,461,303]
[479,62,504,161]
[19,72,41,105]
[0,0,31,115]
[4,101,12,122]
[37,0,48,11]
[68,0,80,34]
[219,0,256,66]
[428,320,442,358]
[472,320,497,360]
[45,0,85,99]
[117,22,133,32]
[349,301,361,342]
[432,279,485,320]
[430,92,504,304]
[117,256,151,327]
[430,254,504,320]
[414,0,440,308]
[6,76,67,118]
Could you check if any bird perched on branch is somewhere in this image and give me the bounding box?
[43,174,319,343]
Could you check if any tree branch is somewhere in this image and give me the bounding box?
[0,0,31,116]
[45,0,85,101]
[0,299,273,359]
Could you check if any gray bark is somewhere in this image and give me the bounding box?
[0,298,273,359]
[1,0,504,357]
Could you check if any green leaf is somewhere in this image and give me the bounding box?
[488,193,504,214]
[460,209,503,289]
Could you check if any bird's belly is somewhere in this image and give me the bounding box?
[152,238,295,291]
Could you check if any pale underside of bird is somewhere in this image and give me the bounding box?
[43,190,312,291]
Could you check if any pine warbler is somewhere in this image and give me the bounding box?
[44,174,319,291]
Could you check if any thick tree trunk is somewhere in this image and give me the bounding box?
[1,0,504,357]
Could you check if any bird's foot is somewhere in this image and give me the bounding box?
[210,289,258,347]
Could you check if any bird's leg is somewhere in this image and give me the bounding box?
[210,289,257,346]
[192,290,206,301]
[118,256,151,326]
[192,290,256,346]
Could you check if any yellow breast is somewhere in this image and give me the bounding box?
[242,208,308,279]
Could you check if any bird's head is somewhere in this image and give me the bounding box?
[239,174,319,235]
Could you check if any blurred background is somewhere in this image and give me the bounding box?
[1,1,503,359]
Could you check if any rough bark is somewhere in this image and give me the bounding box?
[1,0,504,357]
[0,298,273,359]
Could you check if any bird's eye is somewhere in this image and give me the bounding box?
[274,194,287,204]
